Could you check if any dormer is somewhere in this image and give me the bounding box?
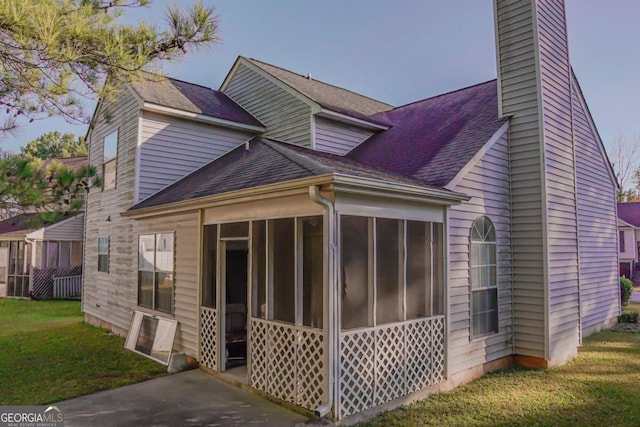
[220,57,392,155]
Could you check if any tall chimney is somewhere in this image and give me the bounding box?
[494,0,579,367]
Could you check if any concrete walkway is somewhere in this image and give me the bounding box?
[631,290,640,303]
[57,369,310,426]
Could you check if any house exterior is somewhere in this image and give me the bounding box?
[0,212,84,298]
[82,0,619,421]
[617,202,640,279]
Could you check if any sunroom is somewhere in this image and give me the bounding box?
[192,184,461,419]
[125,138,468,419]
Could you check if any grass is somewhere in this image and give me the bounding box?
[0,299,166,405]
[361,307,640,426]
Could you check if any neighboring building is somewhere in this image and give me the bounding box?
[0,156,87,299]
[82,0,619,421]
[0,213,84,298]
[617,202,640,279]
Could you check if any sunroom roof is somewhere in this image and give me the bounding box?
[130,137,456,211]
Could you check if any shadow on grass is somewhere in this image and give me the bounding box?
[360,331,640,427]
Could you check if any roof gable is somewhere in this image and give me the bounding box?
[348,80,508,187]
[570,68,618,188]
[223,57,393,123]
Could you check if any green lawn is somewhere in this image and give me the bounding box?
[0,299,166,405]
[361,304,640,427]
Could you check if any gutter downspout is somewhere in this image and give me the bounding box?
[309,185,336,418]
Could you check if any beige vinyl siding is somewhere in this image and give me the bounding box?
[536,0,580,358]
[448,130,513,374]
[138,112,254,202]
[495,0,545,358]
[136,211,200,356]
[41,214,84,241]
[573,77,620,333]
[223,63,312,147]
[314,117,374,155]
[83,90,140,332]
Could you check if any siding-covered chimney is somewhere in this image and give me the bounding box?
[495,0,579,367]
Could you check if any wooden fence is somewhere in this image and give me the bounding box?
[31,266,82,299]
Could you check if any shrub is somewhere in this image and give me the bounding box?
[621,276,633,307]
[618,311,639,324]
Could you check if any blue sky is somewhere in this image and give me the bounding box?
[3,0,638,158]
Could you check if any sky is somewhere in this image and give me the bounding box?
[2,0,639,159]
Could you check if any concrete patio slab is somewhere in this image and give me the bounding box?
[56,369,310,426]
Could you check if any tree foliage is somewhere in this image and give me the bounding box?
[0,0,218,133]
[21,131,87,159]
[611,134,640,202]
[0,155,98,225]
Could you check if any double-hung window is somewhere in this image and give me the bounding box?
[103,130,118,190]
[470,216,498,338]
[97,237,109,273]
[138,233,174,314]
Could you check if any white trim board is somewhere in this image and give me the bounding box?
[444,121,510,191]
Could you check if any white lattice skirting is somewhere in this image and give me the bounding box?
[200,307,218,371]
[250,318,326,411]
[338,316,445,419]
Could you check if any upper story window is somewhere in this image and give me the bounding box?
[470,216,498,339]
[103,130,118,190]
[620,230,625,253]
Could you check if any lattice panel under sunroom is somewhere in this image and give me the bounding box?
[200,307,218,370]
[249,318,326,411]
[338,316,445,419]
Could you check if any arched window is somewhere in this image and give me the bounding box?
[470,216,498,338]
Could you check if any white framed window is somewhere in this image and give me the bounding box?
[470,215,498,338]
[103,130,118,190]
[138,233,174,314]
[97,237,109,273]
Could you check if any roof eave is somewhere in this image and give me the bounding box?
[123,171,469,220]
[316,109,389,131]
[618,218,636,228]
[141,102,266,133]
[122,174,336,219]
[331,173,470,205]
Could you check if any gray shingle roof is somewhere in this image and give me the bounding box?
[0,213,78,235]
[245,58,393,121]
[130,75,263,127]
[618,203,640,228]
[130,137,440,211]
[348,80,508,187]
